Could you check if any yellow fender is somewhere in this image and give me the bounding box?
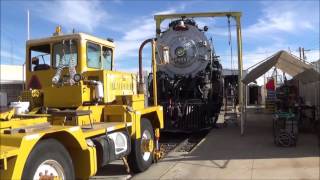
[0,126,97,180]
[133,106,163,139]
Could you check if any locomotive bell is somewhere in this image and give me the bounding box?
[174,20,188,31]
[177,20,185,28]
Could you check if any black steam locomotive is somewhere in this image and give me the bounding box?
[149,18,223,131]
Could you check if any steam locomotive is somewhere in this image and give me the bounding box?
[149,18,223,131]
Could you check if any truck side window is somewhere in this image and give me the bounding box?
[87,42,101,69]
[29,44,51,71]
[102,47,112,70]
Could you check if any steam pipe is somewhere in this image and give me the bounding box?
[138,38,158,106]
[138,38,153,91]
[151,39,158,106]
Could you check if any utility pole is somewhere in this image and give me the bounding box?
[27,9,30,40]
[299,47,302,60]
[302,48,311,62]
[25,9,30,90]
[298,47,310,62]
[302,48,305,62]
[10,41,13,64]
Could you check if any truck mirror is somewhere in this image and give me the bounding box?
[204,26,208,31]
[103,49,111,58]
[32,57,39,65]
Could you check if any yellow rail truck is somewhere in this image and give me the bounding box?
[0,27,163,180]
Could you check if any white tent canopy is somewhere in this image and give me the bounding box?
[241,50,320,135]
[242,50,313,85]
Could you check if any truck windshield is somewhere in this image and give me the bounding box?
[53,39,78,68]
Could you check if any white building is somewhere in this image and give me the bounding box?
[311,59,320,72]
[0,64,25,106]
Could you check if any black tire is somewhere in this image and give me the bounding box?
[128,118,154,173]
[22,138,75,180]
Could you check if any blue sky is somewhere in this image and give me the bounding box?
[1,0,319,72]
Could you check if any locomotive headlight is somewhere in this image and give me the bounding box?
[175,46,186,57]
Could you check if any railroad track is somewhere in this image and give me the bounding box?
[91,131,208,179]
[159,131,209,158]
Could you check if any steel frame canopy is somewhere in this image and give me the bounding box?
[154,12,245,135]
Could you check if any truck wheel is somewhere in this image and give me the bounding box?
[22,139,75,180]
[128,118,154,173]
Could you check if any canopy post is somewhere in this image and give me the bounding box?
[235,16,244,135]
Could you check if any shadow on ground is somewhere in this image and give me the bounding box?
[94,108,320,179]
[95,163,129,176]
[163,108,319,163]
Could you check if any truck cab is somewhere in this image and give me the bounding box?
[26,28,134,108]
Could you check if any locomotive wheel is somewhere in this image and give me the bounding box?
[128,118,154,173]
[22,139,74,180]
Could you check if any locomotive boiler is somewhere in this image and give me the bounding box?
[149,18,223,131]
